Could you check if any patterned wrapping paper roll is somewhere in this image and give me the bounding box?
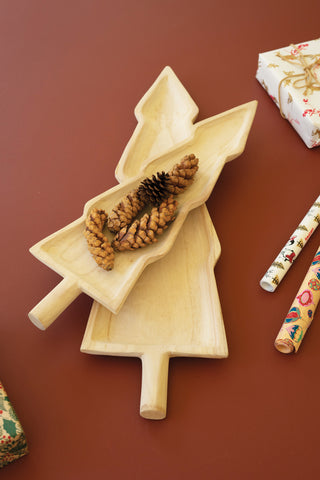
[260,195,320,292]
[274,246,320,354]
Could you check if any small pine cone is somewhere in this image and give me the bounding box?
[107,188,146,233]
[84,208,115,271]
[166,153,199,194]
[138,171,171,205]
[112,195,177,251]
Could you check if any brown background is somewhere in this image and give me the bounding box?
[1,0,320,478]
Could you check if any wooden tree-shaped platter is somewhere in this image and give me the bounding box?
[29,67,257,418]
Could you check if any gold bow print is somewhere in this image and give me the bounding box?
[276,44,320,117]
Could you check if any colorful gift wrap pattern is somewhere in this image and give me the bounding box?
[256,39,320,148]
[260,195,320,292]
[0,381,28,468]
[274,246,320,353]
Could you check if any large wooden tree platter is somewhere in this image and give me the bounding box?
[29,67,257,419]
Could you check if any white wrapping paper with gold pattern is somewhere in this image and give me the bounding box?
[256,39,320,148]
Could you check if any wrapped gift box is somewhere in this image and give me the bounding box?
[256,39,320,148]
[0,381,28,468]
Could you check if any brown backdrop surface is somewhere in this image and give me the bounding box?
[1,1,320,478]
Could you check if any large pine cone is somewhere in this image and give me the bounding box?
[84,208,115,270]
[112,195,177,251]
[107,188,146,233]
[166,153,199,194]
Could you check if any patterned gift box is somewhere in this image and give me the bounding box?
[256,39,320,148]
[0,381,28,468]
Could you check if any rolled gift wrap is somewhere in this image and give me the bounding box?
[0,381,28,468]
[260,195,320,292]
[274,246,320,353]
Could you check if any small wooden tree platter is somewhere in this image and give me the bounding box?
[81,205,227,419]
[28,84,256,329]
[82,66,231,420]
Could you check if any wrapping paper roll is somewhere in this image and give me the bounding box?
[275,246,320,353]
[260,195,320,292]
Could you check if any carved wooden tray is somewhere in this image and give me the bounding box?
[28,67,257,418]
[79,67,257,419]
[28,68,257,329]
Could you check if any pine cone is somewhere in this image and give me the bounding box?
[84,208,115,271]
[138,171,171,205]
[107,188,146,233]
[166,153,199,194]
[138,153,199,202]
[112,195,177,251]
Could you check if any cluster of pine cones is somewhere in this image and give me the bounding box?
[84,153,199,271]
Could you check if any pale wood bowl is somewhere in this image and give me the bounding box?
[81,66,229,420]
[81,206,227,419]
[28,68,257,334]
